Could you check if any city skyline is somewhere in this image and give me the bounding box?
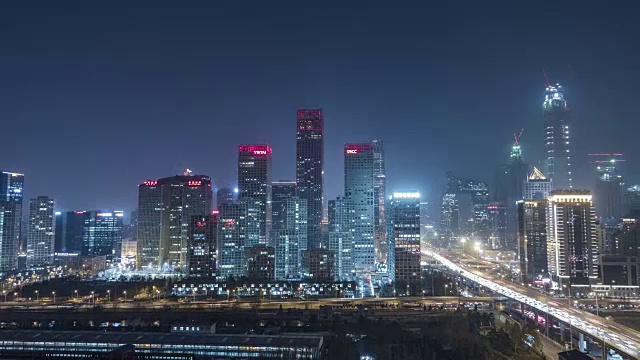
[3,3,640,215]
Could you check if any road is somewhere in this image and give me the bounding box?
[424,247,640,359]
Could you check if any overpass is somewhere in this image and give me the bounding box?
[424,248,640,359]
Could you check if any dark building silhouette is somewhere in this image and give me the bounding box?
[188,214,218,278]
[301,248,334,282]
[246,245,275,280]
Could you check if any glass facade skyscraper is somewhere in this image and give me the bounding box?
[0,171,24,272]
[517,200,548,282]
[54,211,85,253]
[217,203,249,280]
[187,214,218,278]
[82,210,124,262]
[137,174,213,271]
[387,192,421,285]
[543,84,572,189]
[26,196,55,268]
[296,109,324,249]
[344,143,375,274]
[216,187,237,208]
[238,145,272,247]
[271,181,307,281]
[328,196,355,281]
[371,139,387,267]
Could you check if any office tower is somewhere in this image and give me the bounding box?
[487,203,507,250]
[0,171,24,272]
[216,187,237,208]
[187,214,218,278]
[54,211,85,253]
[524,167,552,200]
[137,173,213,271]
[547,190,597,286]
[26,196,55,268]
[82,211,124,262]
[245,245,275,280]
[271,181,307,281]
[626,185,640,211]
[217,203,248,280]
[591,154,625,220]
[296,109,324,249]
[419,201,431,235]
[543,84,572,189]
[123,210,137,240]
[387,192,421,285]
[438,173,490,247]
[301,248,334,282]
[612,210,640,257]
[238,145,272,247]
[328,196,355,281]
[344,143,376,274]
[371,139,387,267]
[517,200,548,282]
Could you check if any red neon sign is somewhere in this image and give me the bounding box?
[212,210,220,215]
[187,180,202,186]
[143,180,158,186]
[345,144,372,154]
[239,145,272,156]
[196,221,207,228]
[224,220,235,228]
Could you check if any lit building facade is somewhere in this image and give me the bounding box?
[187,214,218,278]
[487,203,507,250]
[271,181,307,280]
[301,248,334,282]
[344,143,375,274]
[517,200,548,282]
[593,155,625,220]
[547,191,597,286]
[296,109,324,249]
[238,145,272,247]
[328,196,355,281]
[543,84,572,189]
[217,203,248,280]
[524,167,552,200]
[372,139,387,267]
[0,171,24,272]
[136,174,213,271]
[82,210,124,262]
[26,196,55,268]
[216,187,237,208]
[387,192,421,284]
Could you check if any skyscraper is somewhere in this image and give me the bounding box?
[387,192,421,286]
[216,187,237,208]
[0,171,24,272]
[547,190,597,286]
[187,214,218,278]
[26,196,55,268]
[82,211,124,262]
[217,203,248,280]
[371,139,387,267]
[517,200,548,282]
[524,167,552,200]
[271,181,307,281]
[543,84,572,189]
[592,154,625,220]
[137,173,213,271]
[487,203,507,250]
[328,196,355,281]
[296,109,324,249]
[344,143,376,274]
[54,211,86,253]
[238,145,272,247]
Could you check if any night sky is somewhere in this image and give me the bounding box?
[2,1,640,217]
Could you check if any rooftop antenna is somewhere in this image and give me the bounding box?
[543,68,551,87]
[513,129,524,145]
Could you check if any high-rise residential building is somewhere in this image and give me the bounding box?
[216,187,237,208]
[245,245,275,280]
[487,203,507,250]
[296,109,324,249]
[328,196,355,281]
[82,211,124,262]
[0,171,24,272]
[271,181,307,281]
[517,200,548,282]
[217,203,248,280]
[238,145,272,247]
[524,167,552,200]
[592,155,625,220]
[26,196,55,268]
[438,173,490,247]
[547,190,597,286]
[543,84,572,189]
[344,143,376,274]
[136,173,213,271]
[54,211,86,253]
[387,192,421,285]
[187,214,218,278]
[371,139,387,267]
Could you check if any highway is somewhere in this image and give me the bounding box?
[424,248,640,359]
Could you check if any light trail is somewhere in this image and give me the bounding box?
[423,248,640,359]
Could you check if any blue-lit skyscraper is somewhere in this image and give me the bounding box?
[26,196,55,268]
[387,192,421,285]
[271,181,307,280]
[82,210,124,263]
[217,203,249,280]
[0,171,24,272]
[543,84,572,190]
[328,196,355,281]
[238,145,272,247]
[344,143,375,274]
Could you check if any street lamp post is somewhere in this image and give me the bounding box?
[474,242,481,259]
[2,291,6,302]
[123,291,127,301]
[107,290,111,302]
[35,290,39,302]
[74,290,78,300]
[444,284,448,297]
[460,238,467,255]
[91,291,95,305]
[52,291,55,304]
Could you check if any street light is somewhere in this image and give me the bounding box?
[474,242,481,259]
[52,291,56,304]
[91,291,95,305]
[74,290,78,300]
[35,290,39,302]
[107,290,111,302]
[123,291,127,301]
[444,284,449,296]
[460,238,467,255]
[2,291,6,302]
